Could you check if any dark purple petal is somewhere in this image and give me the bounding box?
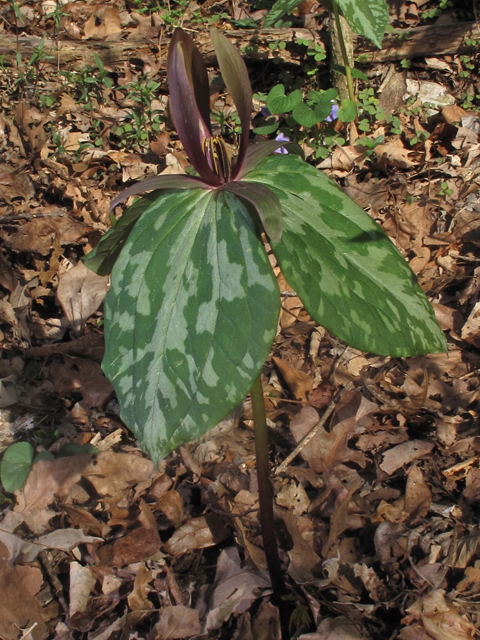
[210,28,252,179]
[236,140,304,180]
[222,181,282,242]
[168,29,222,185]
[110,174,211,212]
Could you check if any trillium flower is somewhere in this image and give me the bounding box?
[84,25,446,473]
[109,28,295,242]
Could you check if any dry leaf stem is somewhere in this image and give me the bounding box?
[275,382,354,475]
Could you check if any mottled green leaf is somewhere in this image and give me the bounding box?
[331,63,369,81]
[82,191,162,276]
[103,188,280,464]
[245,155,446,357]
[238,140,303,180]
[222,181,283,242]
[263,0,302,27]
[336,0,388,49]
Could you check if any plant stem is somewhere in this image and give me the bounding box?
[251,374,286,601]
[333,1,357,113]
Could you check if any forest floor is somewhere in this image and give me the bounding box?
[0,1,480,639]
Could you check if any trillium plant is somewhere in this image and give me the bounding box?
[84,27,445,615]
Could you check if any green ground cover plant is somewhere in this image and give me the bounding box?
[81,27,446,634]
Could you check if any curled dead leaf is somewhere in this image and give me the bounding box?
[57,261,109,336]
[153,605,201,640]
[405,465,431,519]
[163,515,229,556]
[380,440,434,475]
[273,357,313,402]
[403,589,475,640]
[373,143,417,170]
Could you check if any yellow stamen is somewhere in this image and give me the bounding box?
[202,136,231,182]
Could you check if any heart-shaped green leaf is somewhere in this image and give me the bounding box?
[337,98,357,123]
[82,191,162,276]
[266,84,302,115]
[1,442,34,493]
[103,189,280,464]
[245,155,446,357]
[292,102,321,128]
[292,98,334,128]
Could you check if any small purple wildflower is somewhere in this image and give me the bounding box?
[325,102,339,123]
[274,132,290,154]
[261,106,271,117]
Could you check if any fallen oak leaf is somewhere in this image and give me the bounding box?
[299,616,370,640]
[163,514,230,556]
[57,261,109,336]
[278,509,321,583]
[69,561,96,621]
[153,604,202,640]
[380,440,434,475]
[273,357,313,402]
[373,143,418,170]
[405,465,431,519]
[402,589,475,640]
[0,541,48,640]
[0,527,102,564]
[128,562,153,612]
[288,404,366,473]
[204,546,271,632]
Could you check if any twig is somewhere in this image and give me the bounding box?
[0,211,65,224]
[275,382,354,475]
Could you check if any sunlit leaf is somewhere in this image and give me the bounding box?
[109,174,211,211]
[331,63,369,81]
[263,0,302,27]
[266,85,302,115]
[223,181,283,242]
[238,140,303,179]
[103,189,280,463]
[245,155,446,356]
[83,191,162,276]
[291,100,334,128]
[337,98,357,122]
[336,0,388,49]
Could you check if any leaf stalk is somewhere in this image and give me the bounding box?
[333,1,357,113]
[251,373,289,634]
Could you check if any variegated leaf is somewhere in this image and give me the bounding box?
[82,191,162,276]
[336,0,388,49]
[244,155,446,357]
[103,189,280,463]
